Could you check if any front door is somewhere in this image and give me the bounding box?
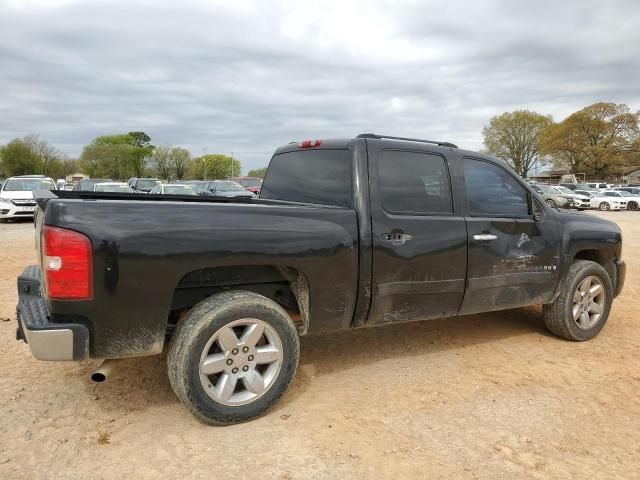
[367,146,468,325]
[459,157,560,315]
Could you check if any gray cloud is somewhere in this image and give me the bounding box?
[1,0,639,171]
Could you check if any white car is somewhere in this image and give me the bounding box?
[93,182,134,193]
[551,186,592,210]
[601,190,640,211]
[575,190,625,211]
[0,175,56,221]
[149,184,198,195]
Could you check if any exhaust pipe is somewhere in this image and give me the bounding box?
[91,359,116,382]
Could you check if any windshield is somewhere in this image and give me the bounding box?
[556,186,574,195]
[138,179,160,189]
[164,185,197,195]
[3,178,55,191]
[213,181,245,192]
[95,184,132,193]
[540,186,557,194]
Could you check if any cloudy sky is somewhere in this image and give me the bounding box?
[1,0,639,171]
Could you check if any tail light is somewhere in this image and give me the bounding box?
[298,139,322,148]
[42,226,93,300]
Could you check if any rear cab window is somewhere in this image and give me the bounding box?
[260,149,352,207]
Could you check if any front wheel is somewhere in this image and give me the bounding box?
[543,260,613,341]
[599,202,610,211]
[545,199,556,208]
[168,290,300,425]
[628,201,638,211]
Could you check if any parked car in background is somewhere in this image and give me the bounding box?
[0,175,56,221]
[206,180,255,198]
[61,183,77,191]
[615,186,640,195]
[229,176,263,194]
[531,184,575,208]
[93,182,135,193]
[75,179,114,191]
[149,184,198,195]
[550,186,591,210]
[587,182,610,190]
[559,183,595,192]
[575,190,625,211]
[602,190,639,211]
[128,177,161,193]
[175,181,215,196]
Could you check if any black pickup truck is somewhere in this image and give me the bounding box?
[16,134,625,425]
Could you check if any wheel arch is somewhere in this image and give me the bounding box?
[572,249,617,292]
[168,265,310,336]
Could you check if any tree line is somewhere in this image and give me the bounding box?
[483,102,640,179]
[0,131,271,181]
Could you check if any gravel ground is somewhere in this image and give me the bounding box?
[0,212,638,479]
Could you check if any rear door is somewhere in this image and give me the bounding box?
[367,144,467,325]
[459,157,560,315]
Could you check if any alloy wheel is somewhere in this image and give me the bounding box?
[572,276,606,330]
[199,318,283,406]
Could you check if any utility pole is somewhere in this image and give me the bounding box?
[202,148,207,180]
[230,151,234,178]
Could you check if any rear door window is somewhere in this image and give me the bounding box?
[377,150,453,215]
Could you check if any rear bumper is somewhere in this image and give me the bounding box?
[613,259,626,298]
[16,265,89,361]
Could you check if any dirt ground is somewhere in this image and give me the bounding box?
[0,212,638,480]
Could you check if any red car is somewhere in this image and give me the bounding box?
[230,176,263,194]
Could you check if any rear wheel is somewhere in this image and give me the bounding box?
[599,202,610,211]
[543,260,612,341]
[168,290,300,425]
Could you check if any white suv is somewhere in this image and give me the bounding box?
[0,175,56,221]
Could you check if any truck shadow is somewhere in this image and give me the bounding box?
[82,305,550,413]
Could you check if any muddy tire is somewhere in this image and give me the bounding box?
[168,290,300,425]
[543,260,613,341]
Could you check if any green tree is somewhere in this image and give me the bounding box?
[247,167,268,178]
[80,132,154,179]
[170,147,191,180]
[483,110,553,178]
[0,134,73,178]
[151,145,173,180]
[539,102,640,177]
[187,154,241,180]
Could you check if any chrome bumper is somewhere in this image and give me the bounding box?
[16,265,89,361]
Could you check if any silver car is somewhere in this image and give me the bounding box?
[531,185,575,209]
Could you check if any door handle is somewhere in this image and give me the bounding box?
[473,234,498,242]
[382,233,413,245]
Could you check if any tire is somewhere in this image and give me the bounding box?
[543,260,613,341]
[545,199,556,208]
[628,201,638,211]
[168,290,300,425]
[599,202,610,211]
